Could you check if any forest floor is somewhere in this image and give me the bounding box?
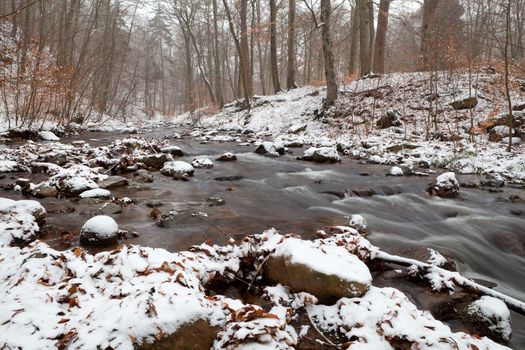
[1,69,525,350]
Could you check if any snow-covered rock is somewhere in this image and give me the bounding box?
[0,198,46,244]
[160,145,184,157]
[428,172,460,198]
[216,152,237,161]
[38,130,60,141]
[266,237,372,302]
[255,141,285,157]
[80,215,119,245]
[467,296,512,341]
[348,214,368,235]
[191,158,214,169]
[387,166,404,176]
[139,153,173,169]
[0,160,21,173]
[160,161,195,177]
[298,147,340,163]
[80,188,111,198]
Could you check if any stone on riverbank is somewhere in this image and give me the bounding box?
[80,215,119,245]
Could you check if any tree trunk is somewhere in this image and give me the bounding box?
[286,0,296,89]
[212,0,224,107]
[320,0,338,107]
[372,0,390,74]
[269,0,281,93]
[348,3,359,76]
[240,0,253,98]
[358,0,373,76]
[420,0,440,70]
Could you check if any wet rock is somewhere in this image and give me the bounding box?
[214,175,243,181]
[298,147,340,163]
[265,238,371,304]
[156,210,195,228]
[348,214,368,235]
[32,183,58,198]
[80,215,119,246]
[428,172,460,198]
[160,145,184,157]
[191,158,214,169]
[97,176,129,189]
[376,110,403,129]
[459,180,479,188]
[216,152,237,161]
[387,166,404,176]
[348,188,376,197]
[135,319,220,350]
[481,177,505,188]
[255,142,285,157]
[80,188,111,198]
[42,152,68,166]
[145,200,163,208]
[139,153,174,169]
[160,161,194,177]
[509,194,524,203]
[98,202,123,215]
[134,169,154,183]
[206,196,225,206]
[466,296,512,341]
[449,95,478,110]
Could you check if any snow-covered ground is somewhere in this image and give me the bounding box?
[174,71,525,182]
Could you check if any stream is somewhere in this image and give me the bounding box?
[2,127,525,347]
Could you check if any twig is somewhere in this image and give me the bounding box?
[305,310,342,348]
[192,213,236,243]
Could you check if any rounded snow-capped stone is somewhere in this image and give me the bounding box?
[348,214,368,235]
[387,166,404,176]
[160,161,195,177]
[428,172,460,198]
[216,152,237,161]
[79,188,111,198]
[191,158,214,169]
[298,147,340,163]
[466,296,512,341]
[80,215,119,245]
[38,130,60,141]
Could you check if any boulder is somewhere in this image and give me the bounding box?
[191,158,214,169]
[298,147,340,163]
[489,125,513,142]
[80,215,119,245]
[449,95,478,110]
[79,188,111,198]
[376,110,403,129]
[98,202,123,215]
[265,238,371,303]
[428,172,460,198]
[38,130,60,141]
[139,153,174,169]
[135,319,220,350]
[160,145,184,157]
[287,124,307,134]
[32,183,58,198]
[387,166,404,176]
[0,160,21,173]
[42,152,68,166]
[134,169,154,183]
[216,153,237,161]
[255,142,285,157]
[348,214,368,235]
[97,176,129,189]
[160,161,195,177]
[466,296,512,341]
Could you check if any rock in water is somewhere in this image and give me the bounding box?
[80,215,119,245]
[160,161,195,177]
[139,153,173,169]
[467,296,512,341]
[348,214,368,235]
[38,130,60,141]
[134,169,154,183]
[387,166,404,176]
[216,152,237,161]
[428,172,460,198]
[79,188,111,198]
[265,237,371,303]
[298,147,340,163]
[255,142,285,157]
[160,145,184,157]
[97,176,129,189]
[191,158,214,169]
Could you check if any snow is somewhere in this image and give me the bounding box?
[0,160,20,172]
[38,130,60,141]
[273,237,372,287]
[81,215,119,239]
[468,296,512,341]
[388,166,404,176]
[436,172,459,188]
[79,188,111,198]
[160,160,195,176]
[192,158,214,168]
[308,286,509,350]
[348,214,368,234]
[0,198,45,244]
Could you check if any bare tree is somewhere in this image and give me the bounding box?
[320,0,338,107]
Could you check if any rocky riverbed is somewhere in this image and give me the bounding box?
[1,124,525,349]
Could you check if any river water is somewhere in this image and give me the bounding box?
[2,128,525,347]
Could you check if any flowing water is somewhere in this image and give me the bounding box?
[2,128,525,347]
